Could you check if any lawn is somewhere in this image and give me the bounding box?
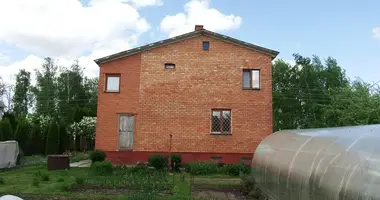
[0,165,249,200]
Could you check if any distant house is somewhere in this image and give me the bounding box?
[94,25,279,164]
[0,101,5,119]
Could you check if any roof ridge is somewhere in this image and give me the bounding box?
[94,29,279,64]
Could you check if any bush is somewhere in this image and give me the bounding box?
[185,162,218,175]
[60,183,71,192]
[0,118,13,141]
[219,162,251,176]
[57,177,64,182]
[32,177,40,187]
[90,150,106,163]
[41,173,50,181]
[240,173,263,198]
[130,162,149,173]
[148,155,168,170]
[45,119,60,155]
[90,161,113,175]
[170,154,181,172]
[0,177,4,185]
[75,176,85,184]
[16,148,24,165]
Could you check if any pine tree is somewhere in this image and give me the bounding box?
[14,118,31,154]
[0,118,13,141]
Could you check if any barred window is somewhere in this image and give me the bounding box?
[211,109,231,134]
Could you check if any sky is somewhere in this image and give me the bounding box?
[0,0,379,85]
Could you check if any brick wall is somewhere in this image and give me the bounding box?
[95,34,273,160]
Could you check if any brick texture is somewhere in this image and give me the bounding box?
[95,34,273,163]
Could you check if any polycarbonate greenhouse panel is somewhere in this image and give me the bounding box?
[252,125,380,200]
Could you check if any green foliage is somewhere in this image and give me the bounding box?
[59,182,72,192]
[170,154,182,172]
[29,122,44,155]
[219,162,251,176]
[185,162,219,175]
[75,176,85,184]
[41,173,50,181]
[58,120,68,153]
[0,118,13,141]
[128,192,157,200]
[148,155,168,170]
[16,148,24,165]
[0,177,4,185]
[2,112,18,132]
[90,161,113,176]
[57,177,64,182]
[45,119,60,155]
[90,149,106,162]
[14,118,31,155]
[13,69,32,117]
[32,177,40,187]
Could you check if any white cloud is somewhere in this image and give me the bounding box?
[0,53,10,65]
[89,0,163,8]
[373,27,380,39]
[160,0,242,37]
[0,55,43,85]
[0,0,151,58]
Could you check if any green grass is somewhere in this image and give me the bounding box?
[0,165,241,199]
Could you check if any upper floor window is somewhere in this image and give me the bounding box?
[211,109,231,134]
[105,74,120,92]
[243,69,260,89]
[165,63,176,69]
[203,41,210,51]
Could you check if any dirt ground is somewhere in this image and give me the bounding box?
[191,184,253,200]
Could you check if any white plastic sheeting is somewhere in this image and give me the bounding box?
[0,141,19,169]
[252,125,380,200]
[0,195,23,200]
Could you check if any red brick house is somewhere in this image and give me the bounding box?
[94,25,279,164]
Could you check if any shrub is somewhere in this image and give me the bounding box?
[57,177,64,182]
[32,177,40,187]
[185,162,218,175]
[75,176,85,184]
[90,150,106,163]
[41,173,50,181]
[220,162,250,176]
[60,183,71,192]
[0,118,13,141]
[148,155,168,170]
[16,148,24,165]
[45,119,60,155]
[0,177,4,185]
[90,161,113,175]
[130,162,149,173]
[170,154,181,172]
[240,173,263,198]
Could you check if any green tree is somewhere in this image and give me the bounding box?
[45,119,60,155]
[0,118,13,141]
[14,118,31,154]
[13,69,32,117]
[33,57,58,117]
[30,122,44,155]
[59,119,68,153]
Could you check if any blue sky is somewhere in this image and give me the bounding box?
[0,0,379,84]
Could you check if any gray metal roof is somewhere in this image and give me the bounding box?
[0,101,5,108]
[94,29,279,65]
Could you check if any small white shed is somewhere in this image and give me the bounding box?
[0,141,19,169]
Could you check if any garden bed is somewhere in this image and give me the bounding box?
[191,184,250,200]
[70,184,172,195]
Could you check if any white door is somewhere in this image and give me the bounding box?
[119,115,134,149]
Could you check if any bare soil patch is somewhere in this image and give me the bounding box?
[191,184,253,200]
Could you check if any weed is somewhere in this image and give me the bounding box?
[75,176,85,184]
[32,177,40,187]
[0,177,4,185]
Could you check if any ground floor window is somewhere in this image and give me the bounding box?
[211,109,231,134]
